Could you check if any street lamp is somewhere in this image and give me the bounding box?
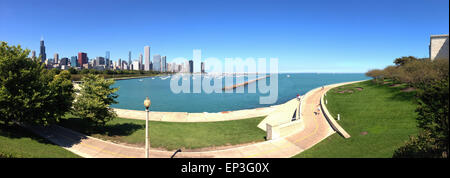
[144,96,151,158]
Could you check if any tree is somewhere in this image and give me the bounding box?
[394,77,449,158]
[365,69,384,83]
[72,74,119,126]
[393,56,418,66]
[0,42,74,126]
[68,67,78,74]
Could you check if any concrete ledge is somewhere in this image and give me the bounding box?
[320,93,351,138]
[266,119,305,140]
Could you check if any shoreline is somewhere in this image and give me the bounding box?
[111,79,369,122]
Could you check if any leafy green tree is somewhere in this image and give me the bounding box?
[393,56,418,66]
[0,42,74,126]
[393,130,442,158]
[394,77,449,158]
[72,74,119,126]
[68,67,78,74]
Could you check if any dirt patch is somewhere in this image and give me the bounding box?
[355,87,363,91]
[360,131,368,136]
[389,84,401,87]
[401,87,415,92]
[337,89,354,94]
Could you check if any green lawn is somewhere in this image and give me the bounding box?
[0,123,81,158]
[293,80,419,158]
[58,116,266,151]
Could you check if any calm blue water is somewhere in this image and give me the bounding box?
[111,73,369,112]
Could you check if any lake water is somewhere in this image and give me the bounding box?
[111,73,370,113]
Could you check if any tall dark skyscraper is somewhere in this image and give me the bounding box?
[128,51,132,70]
[189,60,194,73]
[78,52,88,68]
[39,37,46,63]
[201,62,205,73]
[105,51,110,69]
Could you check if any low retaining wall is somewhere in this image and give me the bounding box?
[266,119,305,140]
[320,93,351,138]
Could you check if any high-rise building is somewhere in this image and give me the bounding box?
[54,53,59,64]
[161,56,167,72]
[60,57,69,65]
[132,60,140,71]
[95,56,105,66]
[39,37,46,63]
[144,46,151,71]
[105,51,110,69]
[78,52,88,68]
[189,60,194,73]
[70,56,78,67]
[118,58,122,69]
[153,54,161,72]
[139,53,143,65]
[128,51,132,70]
[201,62,205,73]
[31,50,36,60]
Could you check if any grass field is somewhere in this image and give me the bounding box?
[293,80,419,158]
[0,123,81,158]
[59,116,266,151]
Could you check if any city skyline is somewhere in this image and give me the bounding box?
[1,0,449,73]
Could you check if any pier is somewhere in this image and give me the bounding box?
[222,75,270,90]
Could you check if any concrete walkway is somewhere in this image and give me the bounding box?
[113,107,276,122]
[28,81,360,158]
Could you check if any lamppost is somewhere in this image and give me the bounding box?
[144,96,151,158]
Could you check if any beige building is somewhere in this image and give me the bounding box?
[429,34,449,61]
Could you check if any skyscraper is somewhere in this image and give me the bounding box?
[118,58,122,69]
[139,53,143,70]
[161,56,167,72]
[132,60,140,71]
[60,57,69,65]
[144,46,151,71]
[54,53,59,64]
[70,56,78,67]
[189,60,194,73]
[31,50,36,60]
[78,52,88,68]
[105,51,110,69]
[39,37,46,63]
[201,62,205,73]
[153,54,161,72]
[128,51,132,70]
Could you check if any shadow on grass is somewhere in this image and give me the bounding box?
[58,116,143,137]
[367,80,417,102]
[0,122,62,146]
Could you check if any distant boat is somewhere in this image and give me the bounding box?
[152,77,155,79]
[287,75,290,78]
[138,79,143,82]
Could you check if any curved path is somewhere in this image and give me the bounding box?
[28,81,361,158]
[112,106,276,122]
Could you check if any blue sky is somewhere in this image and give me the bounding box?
[1,0,448,73]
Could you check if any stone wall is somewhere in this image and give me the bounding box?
[430,35,449,61]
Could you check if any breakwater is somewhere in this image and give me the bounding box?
[222,75,270,90]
